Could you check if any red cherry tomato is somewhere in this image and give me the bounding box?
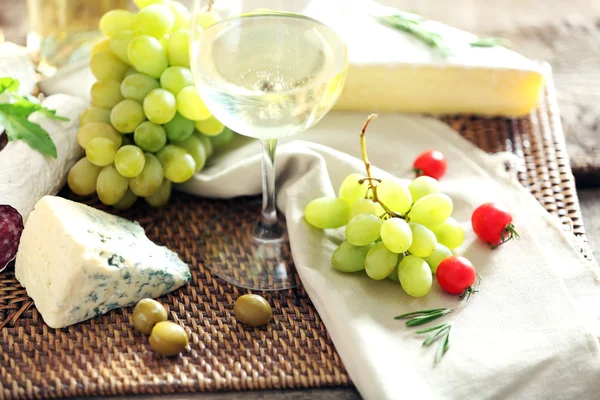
[436,256,476,295]
[413,150,447,180]
[471,203,519,248]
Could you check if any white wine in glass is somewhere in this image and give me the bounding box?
[191,0,347,290]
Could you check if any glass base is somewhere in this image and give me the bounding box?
[202,200,297,291]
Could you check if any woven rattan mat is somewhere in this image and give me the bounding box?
[0,79,587,399]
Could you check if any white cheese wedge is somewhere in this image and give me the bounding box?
[15,196,191,329]
[304,0,544,117]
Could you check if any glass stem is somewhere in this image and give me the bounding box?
[260,138,278,228]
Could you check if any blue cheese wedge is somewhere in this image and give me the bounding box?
[15,196,191,329]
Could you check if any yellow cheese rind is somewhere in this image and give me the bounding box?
[305,0,545,117]
[334,65,544,117]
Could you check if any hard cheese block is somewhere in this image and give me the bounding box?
[15,196,191,329]
[305,0,544,117]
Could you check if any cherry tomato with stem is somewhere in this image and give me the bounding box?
[413,150,447,180]
[436,256,476,295]
[471,203,519,248]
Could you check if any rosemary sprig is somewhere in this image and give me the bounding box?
[395,275,481,363]
[376,12,505,57]
[418,323,452,363]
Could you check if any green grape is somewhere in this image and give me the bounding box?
[332,241,374,273]
[167,29,190,67]
[380,218,412,253]
[143,88,176,124]
[408,222,437,258]
[135,4,174,37]
[194,116,224,137]
[196,11,221,29]
[127,36,168,78]
[129,153,164,196]
[346,213,382,246]
[68,157,102,196]
[398,255,432,297]
[110,99,146,133]
[196,133,213,158]
[376,179,412,215]
[86,137,118,167]
[145,179,172,207]
[99,9,135,37]
[134,0,167,9]
[168,1,190,31]
[408,193,453,229]
[113,189,138,210]
[386,255,404,283]
[97,165,129,205]
[156,145,196,183]
[115,145,146,178]
[210,128,234,149]
[409,176,440,202]
[91,80,124,109]
[77,122,122,149]
[304,197,349,229]
[91,38,111,56]
[164,112,194,141]
[423,243,452,274]
[173,134,207,172]
[110,30,136,65]
[90,51,128,82]
[80,107,111,126]
[365,242,399,280]
[432,217,465,249]
[338,173,368,206]
[121,73,160,102]
[176,86,211,121]
[160,67,193,95]
[349,198,384,219]
[134,121,167,152]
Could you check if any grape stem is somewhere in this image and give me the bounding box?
[359,114,405,219]
[207,0,215,12]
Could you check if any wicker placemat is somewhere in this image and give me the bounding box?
[0,78,587,399]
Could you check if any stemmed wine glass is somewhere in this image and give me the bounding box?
[191,0,348,290]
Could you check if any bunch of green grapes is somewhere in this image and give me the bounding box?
[304,174,465,298]
[68,0,235,209]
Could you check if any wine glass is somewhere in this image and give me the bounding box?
[191,0,348,290]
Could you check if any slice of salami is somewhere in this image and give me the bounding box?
[0,205,24,271]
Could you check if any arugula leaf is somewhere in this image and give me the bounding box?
[0,77,70,158]
[0,77,19,94]
[0,110,57,158]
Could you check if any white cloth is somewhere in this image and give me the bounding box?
[178,113,600,399]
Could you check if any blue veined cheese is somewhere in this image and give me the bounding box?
[15,196,191,329]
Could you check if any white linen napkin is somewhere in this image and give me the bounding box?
[178,113,600,399]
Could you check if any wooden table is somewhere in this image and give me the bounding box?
[1,1,599,399]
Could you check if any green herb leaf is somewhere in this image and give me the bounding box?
[37,107,70,121]
[376,11,507,56]
[0,78,70,158]
[0,77,19,94]
[378,14,454,57]
[0,109,58,158]
[470,36,506,48]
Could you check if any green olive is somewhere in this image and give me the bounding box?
[149,321,189,356]
[233,294,273,327]
[132,298,168,335]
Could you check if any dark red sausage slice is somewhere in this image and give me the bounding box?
[0,205,24,271]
